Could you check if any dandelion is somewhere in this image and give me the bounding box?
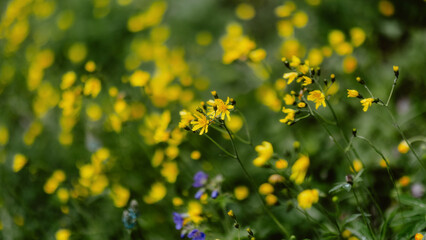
[297,189,319,209]
[360,98,374,112]
[307,90,326,109]
[191,112,210,135]
[253,141,274,167]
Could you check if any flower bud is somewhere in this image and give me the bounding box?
[393,65,399,78]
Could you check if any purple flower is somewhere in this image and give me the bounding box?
[211,190,219,199]
[195,189,205,199]
[188,229,205,240]
[173,212,184,230]
[193,171,208,188]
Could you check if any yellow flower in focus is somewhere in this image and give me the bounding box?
[275,159,288,169]
[191,112,210,135]
[207,97,234,121]
[234,186,249,201]
[236,3,255,20]
[55,229,71,240]
[397,141,409,154]
[259,183,274,195]
[307,90,326,109]
[130,70,150,87]
[110,184,130,207]
[290,154,309,184]
[143,182,167,204]
[279,107,296,125]
[0,125,9,146]
[297,189,319,209]
[398,176,410,187]
[347,89,359,98]
[83,77,101,98]
[13,154,28,172]
[352,159,363,173]
[283,72,298,84]
[265,194,278,206]
[249,49,266,63]
[360,98,374,112]
[253,141,274,167]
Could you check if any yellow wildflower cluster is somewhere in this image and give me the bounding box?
[179,91,235,136]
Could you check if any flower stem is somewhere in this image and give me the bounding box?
[385,77,398,106]
[352,189,376,240]
[204,134,236,159]
[222,123,290,238]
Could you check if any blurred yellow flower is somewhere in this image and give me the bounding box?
[130,70,150,87]
[297,189,319,209]
[110,184,130,207]
[275,159,288,169]
[84,77,101,98]
[350,27,366,47]
[68,42,87,63]
[188,201,203,224]
[161,162,179,183]
[283,72,298,84]
[85,61,96,72]
[398,176,410,187]
[144,182,167,204]
[265,194,278,206]
[290,154,309,184]
[283,94,295,105]
[172,197,183,207]
[57,188,69,203]
[415,233,424,240]
[343,55,357,73]
[277,20,294,38]
[196,31,212,46]
[347,89,359,98]
[352,159,363,172]
[190,150,201,160]
[328,30,345,46]
[292,11,308,28]
[86,103,103,121]
[397,141,409,154]
[378,0,394,16]
[13,154,27,172]
[253,141,274,167]
[60,71,77,90]
[249,48,266,63]
[279,107,296,125]
[259,183,274,195]
[236,3,255,20]
[0,125,9,146]
[55,229,71,240]
[234,186,249,200]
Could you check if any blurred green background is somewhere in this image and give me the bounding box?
[0,0,425,239]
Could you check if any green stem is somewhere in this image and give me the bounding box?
[236,108,253,146]
[210,124,251,145]
[385,77,398,106]
[204,134,236,158]
[381,104,426,171]
[223,123,290,238]
[352,189,376,240]
[364,85,375,99]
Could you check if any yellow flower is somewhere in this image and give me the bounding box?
[398,176,410,187]
[265,194,278,206]
[110,184,130,208]
[178,110,195,129]
[143,182,167,204]
[290,154,309,184]
[259,183,274,195]
[60,71,76,90]
[253,141,274,167]
[297,76,312,86]
[307,90,326,109]
[234,186,249,201]
[83,77,101,98]
[207,97,234,121]
[342,229,351,238]
[55,229,71,240]
[13,154,28,172]
[188,201,203,224]
[297,189,319,209]
[283,72,298,84]
[84,61,96,72]
[283,94,295,105]
[415,233,424,240]
[0,125,9,146]
[351,159,363,173]
[236,3,255,20]
[347,89,359,98]
[297,102,306,108]
[172,197,183,207]
[190,150,201,160]
[275,159,288,169]
[191,112,210,135]
[161,162,179,183]
[248,48,266,62]
[130,70,150,87]
[227,209,234,217]
[397,141,409,154]
[360,98,374,112]
[279,107,296,125]
[393,65,399,72]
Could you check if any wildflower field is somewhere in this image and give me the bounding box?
[1,0,426,239]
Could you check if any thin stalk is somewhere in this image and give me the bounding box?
[364,85,375,99]
[352,189,376,240]
[210,124,251,145]
[385,77,398,106]
[380,102,426,171]
[236,108,253,146]
[223,123,290,238]
[204,134,236,159]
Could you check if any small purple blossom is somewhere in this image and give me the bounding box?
[195,189,205,199]
[188,229,206,240]
[193,171,208,188]
[173,212,184,230]
[211,190,219,199]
